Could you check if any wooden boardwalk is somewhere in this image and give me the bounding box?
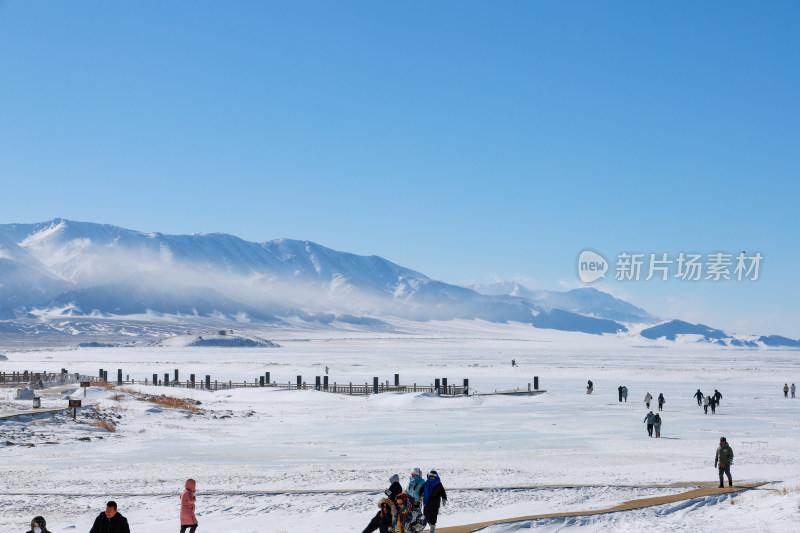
[437,482,768,533]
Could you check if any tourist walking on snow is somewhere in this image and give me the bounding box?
[713,389,722,405]
[792,383,796,398]
[703,394,710,414]
[657,393,665,411]
[406,468,425,507]
[26,516,50,533]
[618,386,623,402]
[693,389,704,406]
[709,395,717,414]
[393,493,426,533]
[784,383,789,398]
[715,437,734,488]
[385,474,403,501]
[362,498,396,533]
[586,380,593,394]
[653,413,662,438]
[423,470,447,533]
[644,392,653,409]
[622,386,628,402]
[89,501,130,533]
[643,411,655,437]
[180,478,198,533]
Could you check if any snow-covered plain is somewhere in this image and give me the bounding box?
[1,320,798,532]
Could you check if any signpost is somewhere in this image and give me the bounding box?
[81,381,90,398]
[69,399,81,420]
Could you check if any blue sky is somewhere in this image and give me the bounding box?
[1,1,798,337]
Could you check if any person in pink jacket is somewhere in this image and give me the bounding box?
[180,479,198,533]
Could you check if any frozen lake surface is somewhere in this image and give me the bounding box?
[1,320,798,532]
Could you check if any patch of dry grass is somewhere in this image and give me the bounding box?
[145,395,202,413]
[94,418,116,432]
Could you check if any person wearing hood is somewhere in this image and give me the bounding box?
[26,516,50,533]
[405,468,425,507]
[393,492,426,533]
[653,413,662,438]
[422,470,447,533]
[89,501,130,533]
[180,478,198,533]
[644,392,652,409]
[361,497,396,533]
[643,411,655,437]
[657,393,665,411]
[384,474,403,501]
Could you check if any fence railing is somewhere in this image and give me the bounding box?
[0,372,103,387]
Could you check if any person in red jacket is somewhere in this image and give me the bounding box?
[180,479,198,533]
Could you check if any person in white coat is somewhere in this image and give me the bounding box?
[644,392,653,409]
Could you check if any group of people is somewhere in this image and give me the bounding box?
[643,410,663,437]
[783,383,796,398]
[642,392,666,410]
[693,389,723,414]
[363,469,447,533]
[23,479,197,533]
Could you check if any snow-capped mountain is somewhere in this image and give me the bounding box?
[471,283,657,323]
[0,219,625,335]
[1,219,797,347]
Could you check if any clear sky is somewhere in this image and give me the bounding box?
[1,1,798,337]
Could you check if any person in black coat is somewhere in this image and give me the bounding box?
[25,516,50,533]
[422,470,447,532]
[89,501,130,533]
[384,474,403,501]
[693,389,704,406]
[361,498,396,533]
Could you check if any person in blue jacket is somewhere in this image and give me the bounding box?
[422,470,447,532]
[405,468,425,507]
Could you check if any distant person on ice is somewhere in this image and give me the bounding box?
[622,386,628,402]
[644,411,655,437]
[422,470,447,533]
[653,413,662,438]
[89,501,130,533]
[644,392,652,409]
[361,497,396,533]
[792,383,796,398]
[385,474,403,501]
[618,386,623,402]
[26,516,50,533]
[180,478,198,533]
[657,393,665,411]
[715,436,734,488]
[713,389,722,405]
[586,380,593,394]
[693,389,704,406]
[511,359,516,367]
[709,395,717,414]
[703,394,710,414]
[784,383,790,398]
